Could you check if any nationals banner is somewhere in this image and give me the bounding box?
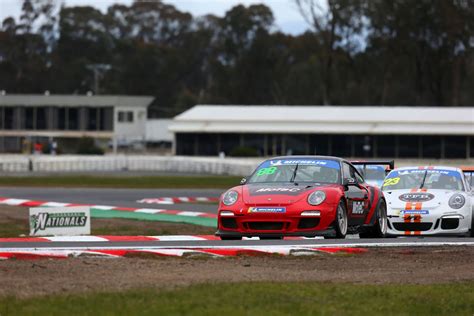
[29,207,91,236]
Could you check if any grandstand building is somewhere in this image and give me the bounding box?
[169,105,474,159]
[0,94,153,153]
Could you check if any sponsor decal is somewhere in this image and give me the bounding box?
[400,210,429,215]
[259,159,340,169]
[256,187,302,193]
[31,212,87,234]
[399,193,435,202]
[395,169,461,178]
[248,207,286,213]
[351,201,365,214]
[248,185,308,196]
[270,160,328,166]
[29,207,91,236]
[383,177,400,187]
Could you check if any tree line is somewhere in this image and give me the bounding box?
[1,0,473,117]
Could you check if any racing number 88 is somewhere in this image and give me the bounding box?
[383,177,400,187]
[257,167,277,176]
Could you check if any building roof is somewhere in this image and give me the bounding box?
[169,105,474,135]
[0,94,154,107]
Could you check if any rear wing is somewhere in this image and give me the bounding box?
[460,166,474,187]
[350,160,395,175]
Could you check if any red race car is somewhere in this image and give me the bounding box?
[216,156,392,240]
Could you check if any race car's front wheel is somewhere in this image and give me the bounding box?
[325,200,347,239]
[360,199,387,238]
[470,213,474,237]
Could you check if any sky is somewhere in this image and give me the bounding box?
[0,0,311,35]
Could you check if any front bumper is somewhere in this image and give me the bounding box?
[216,204,337,238]
[386,207,471,236]
[215,228,336,238]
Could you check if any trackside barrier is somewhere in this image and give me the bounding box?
[0,156,472,176]
[0,155,262,176]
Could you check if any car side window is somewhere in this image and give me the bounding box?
[342,163,351,180]
[464,174,471,192]
[352,167,365,184]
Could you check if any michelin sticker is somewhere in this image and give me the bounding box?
[29,206,91,236]
[261,159,340,169]
[400,210,429,215]
[248,207,286,213]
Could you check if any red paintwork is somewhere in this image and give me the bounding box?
[217,184,345,235]
[217,182,383,236]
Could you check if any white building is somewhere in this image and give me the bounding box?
[0,94,153,153]
[169,105,474,159]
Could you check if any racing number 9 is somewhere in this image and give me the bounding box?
[257,167,277,176]
[383,177,400,187]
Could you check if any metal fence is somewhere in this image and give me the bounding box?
[0,155,471,176]
[0,155,262,176]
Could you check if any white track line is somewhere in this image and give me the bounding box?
[3,241,474,252]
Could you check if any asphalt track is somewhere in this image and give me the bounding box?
[0,187,222,213]
[2,237,474,250]
[1,187,473,251]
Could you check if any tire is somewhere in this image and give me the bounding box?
[470,212,474,237]
[324,200,348,239]
[360,199,387,239]
[220,236,242,240]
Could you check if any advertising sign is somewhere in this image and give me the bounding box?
[29,207,91,236]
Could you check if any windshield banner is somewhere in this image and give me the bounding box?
[259,159,340,169]
[387,169,462,179]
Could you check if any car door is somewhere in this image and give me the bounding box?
[342,162,370,226]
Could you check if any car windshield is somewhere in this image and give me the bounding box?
[382,169,464,191]
[355,165,386,181]
[248,159,341,184]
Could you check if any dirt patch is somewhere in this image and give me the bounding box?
[0,206,215,237]
[0,246,473,298]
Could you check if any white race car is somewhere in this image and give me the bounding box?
[382,166,473,237]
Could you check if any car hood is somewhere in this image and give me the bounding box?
[384,189,467,211]
[242,183,336,205]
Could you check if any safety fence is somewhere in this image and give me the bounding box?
[0,155,471,176]
[0,155,262,176]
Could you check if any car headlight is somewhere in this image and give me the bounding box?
[222,190,239,206]
[448,194,465,209]
[307,191,326,206]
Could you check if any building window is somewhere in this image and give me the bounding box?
[36,107,47,130]
[376,135,396,158]
[118,111,134,123]
[444,136,467,159]
[99,107,114,131]
[398,135,419,158]
[331,135,352,158]
[67,108,79,130]
[4,107,14,130]
[87,108,98,130]
[309,135,330,155]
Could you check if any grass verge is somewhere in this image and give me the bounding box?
[0,282,472,315]
[0,175,241,189]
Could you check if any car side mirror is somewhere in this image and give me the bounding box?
[240,177,248,185]
[343,178,357,186]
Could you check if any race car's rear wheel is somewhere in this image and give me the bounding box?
[360,199,387,238]
[325,200,347,239]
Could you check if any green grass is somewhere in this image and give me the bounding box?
[1,282,473,316]
[0,220,28,238]
[0,175,241,189]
